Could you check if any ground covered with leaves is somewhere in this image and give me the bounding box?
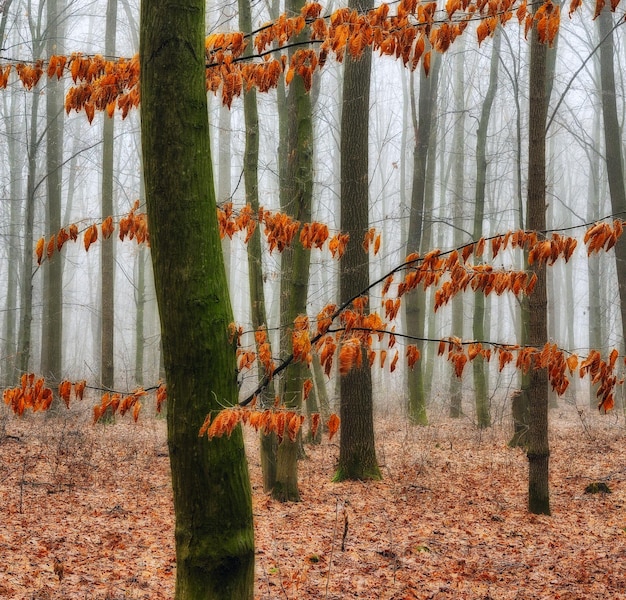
[0,404,625,599]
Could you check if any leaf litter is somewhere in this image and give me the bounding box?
[0,404,625,599]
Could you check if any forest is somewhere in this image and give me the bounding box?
[1,0,626,598]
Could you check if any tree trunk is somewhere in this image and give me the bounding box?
[100,0,116,392]
[238,0,278,490]
[525,16,551,516]
[134,247,146,386]
[449,38,466,418]
[17,75,42,376]
[472,29,501,429]
[40,0,65,390]
[273,0,314,501]
[598,5,626,352]
[336,0,381,482]
[140,1,255,597]
[405,55,440,425]
[4,85,21,386]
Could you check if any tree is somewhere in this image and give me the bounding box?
[525,4,551,516]
[472,28,501,429]
[101,0,117,393]
[598,4,626,351]
[40,0,65,389]
[405,51,440,425]
[238,0,278,492]
[273,0,315,502]
[448,37,467,419]
[336,0,381,481]
[140,0,254,597]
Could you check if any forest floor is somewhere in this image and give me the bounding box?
[1,402,625,599]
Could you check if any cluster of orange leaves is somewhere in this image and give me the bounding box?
[3,375,87,416]
[199,403,340,443]
[230,221,626,401]
[3,374,55,415]
[217,202,375,259]
[382,224,623,312]
[3,374,168,423]
[0,53,139,122]
[35,200,149,265]
[92,388,147,424]
[435,339,622,410]
[0,0,595,117]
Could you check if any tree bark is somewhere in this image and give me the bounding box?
[336,0,381,482]
[40,0,65,390]
[598,5,626,352]
[100,0,116,393]
[526,16,551,516]
[449,38,466,418]
[238,0,278,490]
[273,0,314,501]
[405,55,440,425]
[472,29,501,429]
[140,1,255,596]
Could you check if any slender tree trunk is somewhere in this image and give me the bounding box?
[100,0,117,392]
[4,88,21,386]
[134,247,146,386]
[40,0,65,389]
[218,103,231,288]
[473,29,501,428]
[405,55,440,425]
[336,0,381,482]
[140,2,254,597]
[273,0,314,501]
[449,39,466,418]
[238,0,278,490]
[587,108,602,407]
[17,79,42,376]
[526,16,550,516]
[598,5,626,351]
[421,66,440,399]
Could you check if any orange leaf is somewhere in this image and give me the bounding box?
[327,413,340,441]
[198,413,212,437]
[101,216,115,239]
[406,345,421,369]
[156,383,167,413]
[59,380,72,408]
[74,380,86,400]
[36,237,45,264]
[84,224,98,251]
[566,354,578,373]
[310,413,321,439]
[57,228,70,252]
[303,379,313,402]
[390,350,399,372]
[287,413,304,442]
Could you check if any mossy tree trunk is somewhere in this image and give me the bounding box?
[140,1,255,597]
[273,0,314,502]
[405,56,439,425]
[238,0,278,490]
[335,0,381,483]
